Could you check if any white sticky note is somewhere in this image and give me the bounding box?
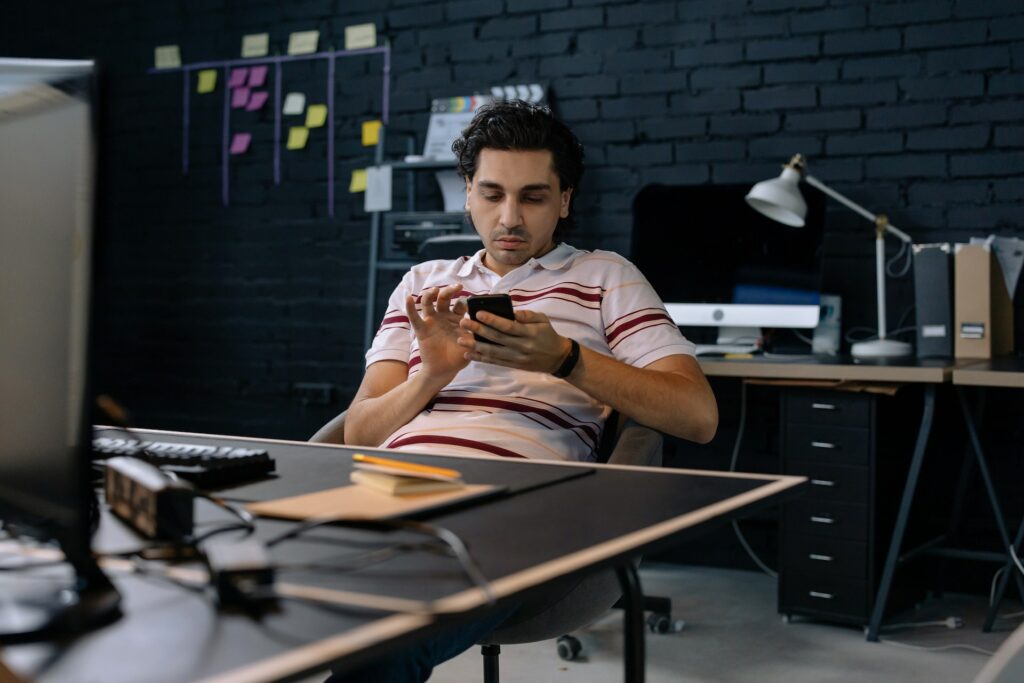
[154,45,181,69]
[364,165,393,212]
[288,30,320,55]
[345,23,377,50]
[241,33,269,58]
[282,92,306,115]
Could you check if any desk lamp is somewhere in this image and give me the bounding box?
[745,154,913,359]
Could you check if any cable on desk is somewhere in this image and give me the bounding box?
[266,516,496,606]
[879,638,994,657]
[728,381,778,579]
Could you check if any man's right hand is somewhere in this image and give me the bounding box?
[405,284,471,385]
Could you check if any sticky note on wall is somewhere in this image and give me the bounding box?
[362,120,382,146]
[154,45,181,69]
[305,104,327,128]
[248,65,268,88]
[241,33,269,58]
[230,133,252,155]
[288,30,320,55]
[345,23,377,50]
[197,70,217,93]
[283,92,305,115]
[228,68,248,88]
[349,169,367,192]
[287,127,309,150]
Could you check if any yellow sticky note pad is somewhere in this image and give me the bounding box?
[286,126,309,150]
[197,70,217,94]
[154,45,181,69]
[345,23,377,50]
[288,30,320,55]
[241,33,269,58]
[349,169,368,192]
[362,120,382,146]
[305,104,327,128]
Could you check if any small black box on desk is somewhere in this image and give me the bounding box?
[913,243,953,358]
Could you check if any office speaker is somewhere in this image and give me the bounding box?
[912,243,953,358]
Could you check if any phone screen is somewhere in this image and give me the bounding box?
[467,294,514,345]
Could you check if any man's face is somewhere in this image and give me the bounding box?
[465,148,572,276]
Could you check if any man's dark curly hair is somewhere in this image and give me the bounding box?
[452,100,585,241]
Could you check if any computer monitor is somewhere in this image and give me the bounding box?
[0,58,120,640]
[631,183,826,347]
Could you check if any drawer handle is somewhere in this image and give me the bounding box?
[809,553,834,562]
[810,515,835,525]
[810,479,835,487]
[811,403,837,411]
[809,591,834,600]
[811,441,837,450]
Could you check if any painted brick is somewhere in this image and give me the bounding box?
[712,161,789,184]
[715,15,788,39]
[950,101,1022,123]
[512,33,572,58]
[555,75,619,98]
[806,158,863,182]
[901,74,985,100]
[907,125,990,151]
[607,2,674,26]
[679,0,748,19]
[751,0,826,10]
[989,74,1024,96]
[866,154,947,178]
[639,116,708,139]
[953,0,1023,18]
[710,113,781,135]
[746,37,820,61]
[905,20,988,49]
[445,0,503,21]
[948,205,1022,230]
[539,53,603,77]
[557,98,599,120]
[603,49,673,73]
[420,23,476,44]
[607,142,673,165]
[867,104,948,129]
[675,140,746,162]
[909,181,990,205]
[765,61,839,84]
[691,65,761,89]
[744,85,817,110]
[827,132,903,156]
[641,22,713,46]
[994,125,1024,147]
[674,43,745,66]
[578,29,639,53]
[925,46,1012,73]
[541,7,604,32]
[843,55,921,79]
[507,0,568,12]
[951,153,1024,177]
[990,16,1024,41]
[869,1,952,26]
[479,16,536,39]
[640,164,710,185]
[573,121,637,144]
[389,4,443,28]
[620,71,689,95]
[749,135,822,159]
[790,6,866,34]
[786,109,861,131]
[994,179,1024,201]
[820,81,897,107]
[584,167,641,191]
[669,89,741,114]
[823,29,901,55]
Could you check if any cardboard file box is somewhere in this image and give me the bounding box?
[953,243,1014,359]
[913,243,953,358]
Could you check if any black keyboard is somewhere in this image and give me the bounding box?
[93,436,276,489]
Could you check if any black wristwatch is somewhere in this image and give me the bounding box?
[552,338,581,379]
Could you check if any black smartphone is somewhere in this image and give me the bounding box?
[467,294,515,345]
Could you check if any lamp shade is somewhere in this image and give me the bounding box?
[745,167,807,227]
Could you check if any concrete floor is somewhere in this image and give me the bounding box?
[431,564,1020,683]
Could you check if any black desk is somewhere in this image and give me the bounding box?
[1,430,804,683]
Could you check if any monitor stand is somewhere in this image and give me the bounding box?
[0,552,121,643]
[717,326,762,346]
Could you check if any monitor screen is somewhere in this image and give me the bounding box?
[631,183,826,335]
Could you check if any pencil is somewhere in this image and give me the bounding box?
[352,453,461,479]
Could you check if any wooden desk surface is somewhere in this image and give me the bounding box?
[952,357,1024,388]
[2,430,804,683]
[698,355,953,383]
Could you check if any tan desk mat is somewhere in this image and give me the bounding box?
[246,483,503,521]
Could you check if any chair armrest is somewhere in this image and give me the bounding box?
[310,410,347,444]
[605,421,663,468]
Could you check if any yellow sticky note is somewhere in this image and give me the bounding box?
[345,23,377,50]
[305,104,327,128]
[288,30,320,55]
[154,45,181,69]
[197,69,217,94]
[349,169,368,192]
[361,120,382,146]
[241,33,269,58]
[286,126,309,150]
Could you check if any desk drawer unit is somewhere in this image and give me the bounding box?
[779,387,876,626]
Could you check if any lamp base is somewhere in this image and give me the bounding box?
[851,338,913,360]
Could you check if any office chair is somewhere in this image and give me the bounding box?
[973,620,1024,683]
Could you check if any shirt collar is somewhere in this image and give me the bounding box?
[457,243,577,278]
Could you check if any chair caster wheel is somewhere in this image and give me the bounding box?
[648,613,681,634]
[556,635,582,661]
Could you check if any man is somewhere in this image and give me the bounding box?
[321,100,716,681]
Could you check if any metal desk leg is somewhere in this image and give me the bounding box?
[866,384,936,642]
[616,564,646,683]
[958,387,1024,631]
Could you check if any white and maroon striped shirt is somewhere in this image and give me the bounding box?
[366,243,695,462]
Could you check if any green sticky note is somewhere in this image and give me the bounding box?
[287,126,309,150]
[305,104,327,128]
[197,70,217,94]
[349,169,367,192]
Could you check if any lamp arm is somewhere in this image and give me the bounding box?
[803,175,912,243]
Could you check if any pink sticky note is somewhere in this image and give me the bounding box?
[248,65,268,88]
[245,90,269,112]
[230,132,252,155]
[228,67,249,88]
[231,87,250,109]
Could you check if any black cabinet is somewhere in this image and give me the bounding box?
[778,386,924,626]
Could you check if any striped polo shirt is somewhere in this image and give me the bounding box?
[366,242,695,462]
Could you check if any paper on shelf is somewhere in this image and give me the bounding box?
[365,165,393,212]
[435,170,467,213]
[970,235,1024,297]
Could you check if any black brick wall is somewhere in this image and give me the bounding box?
[4,0,1023,447]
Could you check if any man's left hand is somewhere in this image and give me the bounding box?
[458,309,571,374]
